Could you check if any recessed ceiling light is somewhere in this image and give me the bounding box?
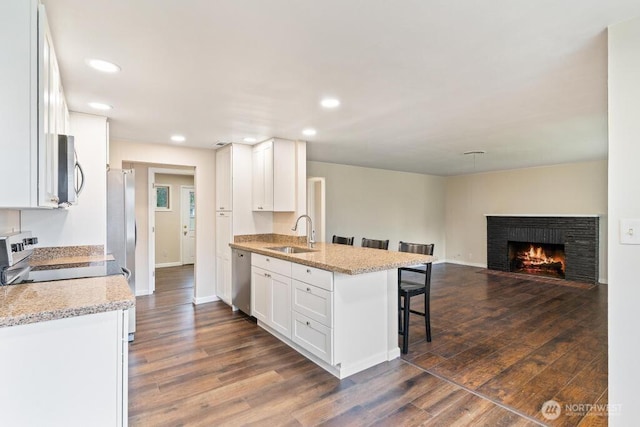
[302,128,317,137]
[243,137,257,143]
[321,98,340,108]
[88,102,112,111]
[86,58,121,73]
[171,135,186,143]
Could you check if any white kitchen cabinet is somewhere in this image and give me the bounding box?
[251,254,292,339]
[292,311,333,363]
[250,253,393,379]
[215,145,232,211]
[0,0,68,208]
[216,211,233,304]
[251,266,270,323]
[252,138,296,212]
[292,280,333,327]
[0,310,129,426]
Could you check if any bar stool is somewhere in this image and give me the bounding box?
[398,241,434,354]
[332,235,354,245]
[361,238,389,250]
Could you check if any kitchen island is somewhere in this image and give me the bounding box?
[0,261,134,426]
[230,236,434,378]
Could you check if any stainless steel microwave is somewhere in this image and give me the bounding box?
[57,135,85,207]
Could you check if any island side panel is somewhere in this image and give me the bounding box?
[334,270,393,377]
[386,268,400,359]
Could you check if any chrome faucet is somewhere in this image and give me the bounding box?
[292,215,315,248]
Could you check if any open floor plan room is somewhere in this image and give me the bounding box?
[129,264,607,426]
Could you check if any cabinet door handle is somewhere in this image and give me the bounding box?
[306,287,311,292]
[306,321,310,326]
[306,269,311,273]
[266,258,270,262]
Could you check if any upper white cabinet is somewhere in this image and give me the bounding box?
[252,138,296,212]
[215,145,232,211]
[0,0,68,208]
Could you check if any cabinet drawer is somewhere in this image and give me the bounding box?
[292,312,333,364]
[291,263,333,291]
[292,280,333,327]
[252,254,291,277]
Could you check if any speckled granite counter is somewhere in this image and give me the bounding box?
[0,275,134,328]
[29,254,115,269]
[229,239,434,275]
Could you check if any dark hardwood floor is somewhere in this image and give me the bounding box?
[129,264,607,426]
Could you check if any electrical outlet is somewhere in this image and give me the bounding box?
[620,219,640,245]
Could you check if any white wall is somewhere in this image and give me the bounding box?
[608,17,640,425]
[21,113,107,248]
[307,161,446,259]
[0,210,20,234]
[110,139,216,303]
[445,160,608,280]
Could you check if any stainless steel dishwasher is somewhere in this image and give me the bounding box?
[232,248,251,315]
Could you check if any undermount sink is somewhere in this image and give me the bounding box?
[267,246,316,254]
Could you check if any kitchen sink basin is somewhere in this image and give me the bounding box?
[267,246,316,254]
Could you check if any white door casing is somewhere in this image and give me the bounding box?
[307,177,326,243]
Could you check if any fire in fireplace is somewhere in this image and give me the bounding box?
[508,242,566,279]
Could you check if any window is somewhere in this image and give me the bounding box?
[155,185,171,211]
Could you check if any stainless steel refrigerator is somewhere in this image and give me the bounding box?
[107,169,136,340]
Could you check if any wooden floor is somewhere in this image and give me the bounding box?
[129,264,608,426]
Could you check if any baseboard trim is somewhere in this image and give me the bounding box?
[443,259,487,268]
[155,262,182,268]
[192,295,219,305]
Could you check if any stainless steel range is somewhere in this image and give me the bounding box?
[0,231,38,285]
[0,231,125,285]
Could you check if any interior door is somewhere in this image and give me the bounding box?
[181,186,196,265]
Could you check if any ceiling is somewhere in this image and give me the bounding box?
[42,0,640,176]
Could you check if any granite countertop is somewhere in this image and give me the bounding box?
[229,240,435,275]
[29,254,115,269]
[0,275,135,328]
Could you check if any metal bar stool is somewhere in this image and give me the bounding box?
[332,235,354,245]
[361,238,389,250]
[398,241,434,354]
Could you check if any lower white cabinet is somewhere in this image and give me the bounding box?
[292,311,333,363]
[0,310,129,426]
[251,263,292,339]
[251,253,394,379]
[216,211,232,305]
[292,280,333,328]
[251,266,269,323]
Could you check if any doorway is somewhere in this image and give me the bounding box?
[307,177,326,242]
[181,186,196,265]
[148,167,195,294]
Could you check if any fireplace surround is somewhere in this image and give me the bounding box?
[486,215,599,283]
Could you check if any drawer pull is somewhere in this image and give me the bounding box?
[306,321,310,326]
[266,258,270,262]
[306,269,311,273]
[264,273,271,278]
[306,287,311,292]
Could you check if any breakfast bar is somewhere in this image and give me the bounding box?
[230,237,434,378]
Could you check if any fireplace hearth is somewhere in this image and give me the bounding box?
[486,216,599,284]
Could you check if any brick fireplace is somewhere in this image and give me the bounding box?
[486,216,599,283]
